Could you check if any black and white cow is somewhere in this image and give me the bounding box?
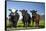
[9,9,19,28]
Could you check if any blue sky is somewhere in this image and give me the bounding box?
[7,1,45,20]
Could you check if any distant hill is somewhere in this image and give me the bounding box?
[40,15,45,20]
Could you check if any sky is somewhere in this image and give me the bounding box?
[7,1,45,20]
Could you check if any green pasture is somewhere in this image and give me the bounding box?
[6,19,45,29]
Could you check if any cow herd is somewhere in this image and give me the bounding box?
[8,9,40,28]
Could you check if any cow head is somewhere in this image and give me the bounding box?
[20,9,26,16]
[8,9,12,12]
[30,10,37,16]
[30,10,37,14]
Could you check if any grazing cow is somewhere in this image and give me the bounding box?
[30,10,40,28]
[20,9,31,27]
[9,9,19,28]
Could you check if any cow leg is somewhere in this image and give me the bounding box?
[12,21,17,28]
[32,19,34,26]
[25,20,28,28]
[23,23,25,27]
[37,20,39,28]
[35,20,39,28]
[15,22,17,28]
[11,19,15,27]
[35,23,39,28]
[22,21,25,27]
[28,20,31,27]
[12,22,15,27]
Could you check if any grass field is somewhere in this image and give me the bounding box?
[6,19,45,31]
[6,19,45,29]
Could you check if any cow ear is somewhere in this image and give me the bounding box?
[35,11,37,12]
[20,10,22,12]
[16,10,18,11]
[8,9,12,11]
[16,10,18,12]
[30,10,32,13]
[26,10,27,12]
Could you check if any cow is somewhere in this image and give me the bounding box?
[9,9,19,28]
[20,9,31,28]
[30,10,40,28]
